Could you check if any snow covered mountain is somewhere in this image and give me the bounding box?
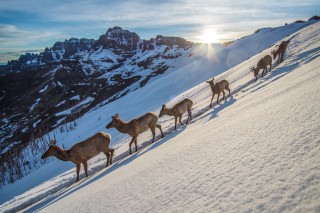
[0,26,194,154]
[0,19,319,212]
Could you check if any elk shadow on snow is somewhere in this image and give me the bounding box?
[197,94,236,124]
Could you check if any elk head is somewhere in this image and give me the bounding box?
[41,140,57,159]
[271,50,277,59]
[106,113,120,129]
[206,77,217,94]
[159,104,166,117]
[250,66,259,77]
[205,77,215,86]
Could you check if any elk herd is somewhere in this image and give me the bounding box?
[41,40,288,182]
[251,41,288,81]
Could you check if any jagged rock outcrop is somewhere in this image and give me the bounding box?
[95,26,140,51]
[309,16,320,21]
[38,38,95,63]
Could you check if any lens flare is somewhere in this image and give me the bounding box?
[199,29,219,44]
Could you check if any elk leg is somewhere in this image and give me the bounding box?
[156,124,164,138]
[104,152,110,167]
[216,93,220,104]
[227,88,231,97]
[149,124,156,142]
[129,137,136,154]
[186,111,190,124]
[188,109,192,121]
[179,115,183,125]
[109,149,114,165]
[83,160,88,177]
[174,117,177,130]
[222,91,225,100]
[134,137,138,152]
[151,132,155,143]
[76,163,80,182]
[210,94,215,108]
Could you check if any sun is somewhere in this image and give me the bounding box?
[199,29,219,44]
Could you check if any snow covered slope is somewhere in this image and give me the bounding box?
[20,21,320,212]
[1,20,320,212]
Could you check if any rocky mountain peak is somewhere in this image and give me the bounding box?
[155,35,193,48]
[96,26,140,51]
[106,26,138,39]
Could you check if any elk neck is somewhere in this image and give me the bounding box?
[210,83,218,93]
[163,107,175,116]
[114,118,130,134]
[55,146,72,162]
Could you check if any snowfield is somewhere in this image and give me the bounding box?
[1,20,320,212]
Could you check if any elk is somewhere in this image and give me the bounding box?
[106,112,164,154]
[41,132,114,182]
[206,77,231,108]
[159,98,193,130]
[272,41,287,64]
[250,55,272,81]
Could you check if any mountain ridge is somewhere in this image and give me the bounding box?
[0,26,194,151]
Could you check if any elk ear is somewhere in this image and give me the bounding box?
[115,113,119,119]
[51,140,56,145]
[162,104,166,109]
[211,77,215,81]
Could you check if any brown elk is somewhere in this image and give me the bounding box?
[206,78,231,108]
[159,98,193,130]
[250,55,272,81]
[41,132,114,182]
[106,112,164,154]
[272,41,287,64]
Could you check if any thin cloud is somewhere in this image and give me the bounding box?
[0,24,69,47]
[0,0,318,63]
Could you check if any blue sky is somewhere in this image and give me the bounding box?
[0,0,319,64]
